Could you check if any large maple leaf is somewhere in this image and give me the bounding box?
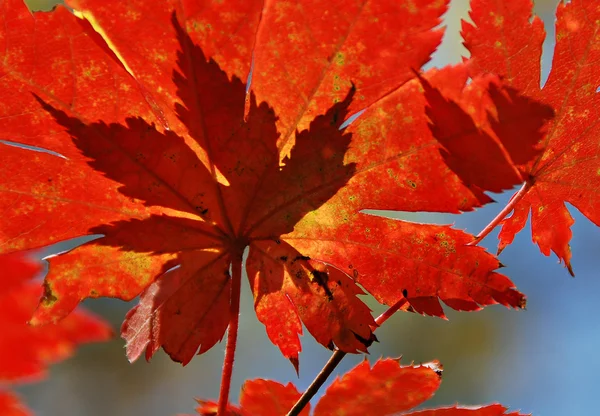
[0,0,552,368]
[0,252,112,416]
[463,0,600,274]
[196,358,527,416]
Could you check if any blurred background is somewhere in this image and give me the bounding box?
[15,0,599,415]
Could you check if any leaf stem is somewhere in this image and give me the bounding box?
[217,254,243,415]
[286,298,409,416]
[374,297,409,326]
[287,180,535,415]
[469,181,532,246]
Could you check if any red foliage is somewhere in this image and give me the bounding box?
[0,0,553,368]
[0,0,596,414]
[0,253,111,415]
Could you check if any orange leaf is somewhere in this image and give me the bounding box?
[313,359,441,415]
[288,216,525,319]
[464,0,600,274]
[0,0,550,366]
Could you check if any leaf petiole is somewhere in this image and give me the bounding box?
[469,180,532,246]
[217,254,244,415]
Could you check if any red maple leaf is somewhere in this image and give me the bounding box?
[196,358,528,416]
[0,252,112,416]
[0,0,552,370]
[463,0,600,274]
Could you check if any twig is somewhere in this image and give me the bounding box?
[286,298,409,416]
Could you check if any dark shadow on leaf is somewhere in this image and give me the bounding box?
[36,13,363,364]
[248,239,375,364]
[88,215,221,255]
[121,250,232,365]
[34,98,221,223]
[419,74,554,194]
[171,12,357,238]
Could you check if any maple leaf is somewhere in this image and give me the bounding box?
[0,252,112,416]
[463,0,600,274]
[196,358,528,416]
[0,0,552,368]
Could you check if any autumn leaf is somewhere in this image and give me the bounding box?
[463,0,600,274]
[0,391,30,416]
[0,0,552,369]
[196,358,528,416]
[312,359,442,415]
[0,252,112,416]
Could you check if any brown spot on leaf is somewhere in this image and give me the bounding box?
[311,270,333,301]
[41,280,58,306]
[292,255,311,262]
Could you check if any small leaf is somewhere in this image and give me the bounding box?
[0,0,546,367]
